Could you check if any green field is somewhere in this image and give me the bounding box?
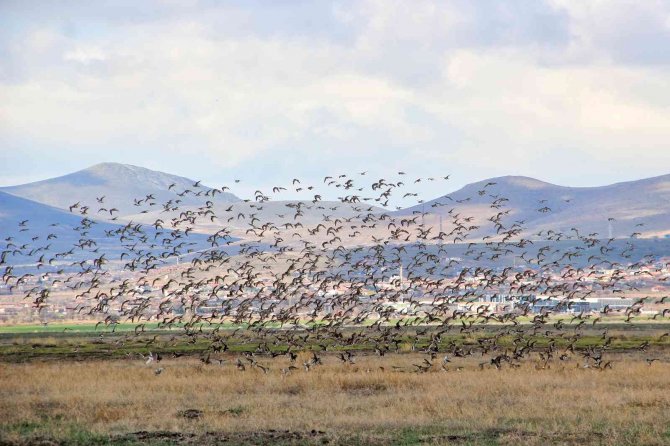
[0,320,668,364]
[2,315,668,334]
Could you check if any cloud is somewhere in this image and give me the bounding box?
[0,0,669,193]
[550,0,670,65]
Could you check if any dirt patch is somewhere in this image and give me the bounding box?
[280,383,305,395]
[626,399,669,408]
[117,429,331,445]
[0,428,622,446]
[340,380,387,396]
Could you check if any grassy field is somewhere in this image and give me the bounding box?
[0,322,668,363]
[1,353,669,445]
[1,325,669,445]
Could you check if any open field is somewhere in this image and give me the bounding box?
[1,325,670,445]
[1,353,670,445]
[0,322,669,363]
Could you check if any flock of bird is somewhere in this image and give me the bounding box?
[1,170,668,375]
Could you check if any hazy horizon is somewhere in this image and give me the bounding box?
[2,159,669,192]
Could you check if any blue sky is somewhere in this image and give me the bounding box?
[1,0,670,199]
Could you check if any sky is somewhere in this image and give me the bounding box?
[1,0,670,200]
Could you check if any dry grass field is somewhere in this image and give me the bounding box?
[1,351,670,445]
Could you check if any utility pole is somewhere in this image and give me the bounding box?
[608,220,613,239]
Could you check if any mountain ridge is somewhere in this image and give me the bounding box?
[1,162,241,218]
[400,173,670,239]
[2,164,669,239]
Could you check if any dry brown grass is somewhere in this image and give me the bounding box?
[1,353,670,445]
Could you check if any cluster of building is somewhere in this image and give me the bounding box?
[1,259,668,323]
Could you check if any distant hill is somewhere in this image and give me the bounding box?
[0,190,123,265]
[1,163,240,219]
[0,190,88,231]
[0,190,217,270]
[124,199,384,227]
[0,163,385,247]
[400,174,670,239]
[4,164,670,243]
